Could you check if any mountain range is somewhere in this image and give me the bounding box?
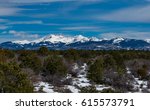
[0,34,150,50]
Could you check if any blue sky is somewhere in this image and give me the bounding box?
[0,0,150,42]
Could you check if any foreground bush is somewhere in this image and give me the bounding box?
[18,51,42,73]
[88,57,104,84]
[0,62,33,93]
[80,86,98,93]
[43,55,67,77]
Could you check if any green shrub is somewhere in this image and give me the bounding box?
[38,46,49,56]
[80,86,98,93]
[0,62,33,93]
[88,57,104,84]
[101,88,116,93]
[18,51,42,73]
[137,67,148,79]
[43,55,67,77]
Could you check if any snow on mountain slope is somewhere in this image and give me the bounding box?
[90,37,103,41]
[112,37,125,44]
[12,34,102,45]
[12,40,30,45]
[73,35,89,43]
[33,34,74,44]
[38,34,91,44]
[3,34,150,50]
[145,39,150,43]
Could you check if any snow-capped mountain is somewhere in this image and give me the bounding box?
[11,34,106,45]
[111,37,126,44]
[145,39,150,43]
[0,34,150,50]
[12,34,99,44]
[33,34,75,44]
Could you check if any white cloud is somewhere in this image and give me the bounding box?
[4,0,101,4]
[1,31,7,34]
[0,26,9,30]
[98,5,150,23]
[61,26,101,31]
[0,0,103,17]
[31,13,55,18]
[8,30,40,39]
[100,31,150,39]
[8,20,43,25]
[0,5,23,16]
[1,0,73,4]
[0,19,8,23]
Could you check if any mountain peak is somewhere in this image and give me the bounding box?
[33,34,92,44]
[90,37,101,41]
[112,37,126,43]
[74,35,89,42]
[145,39,150,43]
[33,34,73,44]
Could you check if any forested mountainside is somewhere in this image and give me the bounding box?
[1,47,150,93]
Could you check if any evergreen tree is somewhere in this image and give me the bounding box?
[38,46,49,56]
[88,57,104,84]
[18,51,42,73]
[0,62,33,93]
[43,55,67,77]
[80,86,98,93]
[137,65,148,79]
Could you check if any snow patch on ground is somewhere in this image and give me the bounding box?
[126,67,131,74]
[67,85,79,93]
[133,78,148,92]
[33,66,150,93]
[71,63,113,92]
[34,82,55,93]
[72,63,91,88]
[126,67,150,93]
[95,85,112,91]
